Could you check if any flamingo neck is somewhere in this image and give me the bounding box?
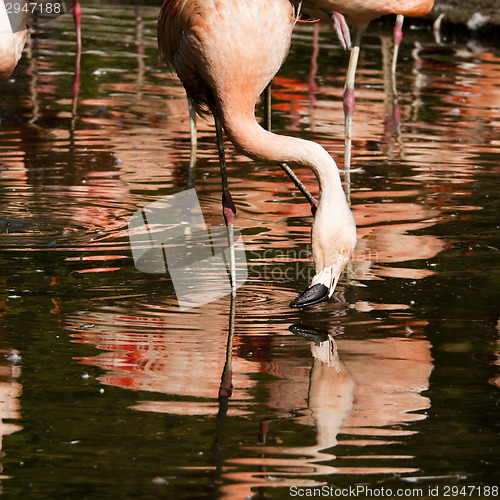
[220,104,347,206]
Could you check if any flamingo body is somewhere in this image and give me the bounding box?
[0,1,27,82]
[298,0,434,172]
[301,0,434,30]
[158,0,293,122]
[158,0,356,307]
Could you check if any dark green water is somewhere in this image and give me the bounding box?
[0,2,499,498]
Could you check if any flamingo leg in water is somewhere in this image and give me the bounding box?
[214,115,237,299]
[263,84,318,211]
[391,15,404,95]
[73,0,82,51]
[187,95,197,175]
[338,14,406,178]
[217,291,236,418]
[72,0,82,105]
[391,15,406,160]
[188,83,317,212]
[343,28,363,175]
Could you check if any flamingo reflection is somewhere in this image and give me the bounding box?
[65,296,433,498]
[0,345,23,486]
[219,322,432,497]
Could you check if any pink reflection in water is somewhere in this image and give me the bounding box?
[0,347,23,484]
[65,298,432,496]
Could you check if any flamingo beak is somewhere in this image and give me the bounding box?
[289,283,329,308]
[329,271,341,298]
[289,266,342,308]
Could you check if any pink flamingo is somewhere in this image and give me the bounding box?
[0,1,27,83]
[299,1,434,171]
[157,0,356,308]
[1,2,81,85]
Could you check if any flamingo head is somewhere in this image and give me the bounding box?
[290,199,356,308]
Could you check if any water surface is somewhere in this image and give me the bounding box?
[0,3,499,498]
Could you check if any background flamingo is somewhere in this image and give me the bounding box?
[297,1,435,172]
[0,0,27,83]
[157,0,356,307]
[1,1,81,86]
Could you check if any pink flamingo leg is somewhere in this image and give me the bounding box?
[343,28,363,176]
[391,14,404,94]
[217,291,236,418]
[331,12,351,50]
[214,115,237,298]
[72,0,82,100]
[73,0,82,52]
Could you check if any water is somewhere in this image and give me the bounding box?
[0,2,499,498]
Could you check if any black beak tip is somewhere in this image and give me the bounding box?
[289,323,329,345]
[289,283,330,308]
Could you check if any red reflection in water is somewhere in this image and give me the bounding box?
[68,304,258,415]
[65,299,432,495]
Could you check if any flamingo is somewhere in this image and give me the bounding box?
[157,0,356,308]
[0,1,27,83]
[298,1,434,172]
[1,1,81,84]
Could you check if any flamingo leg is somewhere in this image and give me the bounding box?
[343,28,363,175]
[187,95,197,172]
[217,292,236,418]
[72,0,82,106]
[331,13,351,50]
[433,13,445,45]
[73,0,82,52]
[262,82,318,212]
[280,163,318,214]
[214,115,237,298]
[308,21,320,127]
[390,15,406,160]
[263,82,318,211]
[263,83,272,131]
[391,14,404,96]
